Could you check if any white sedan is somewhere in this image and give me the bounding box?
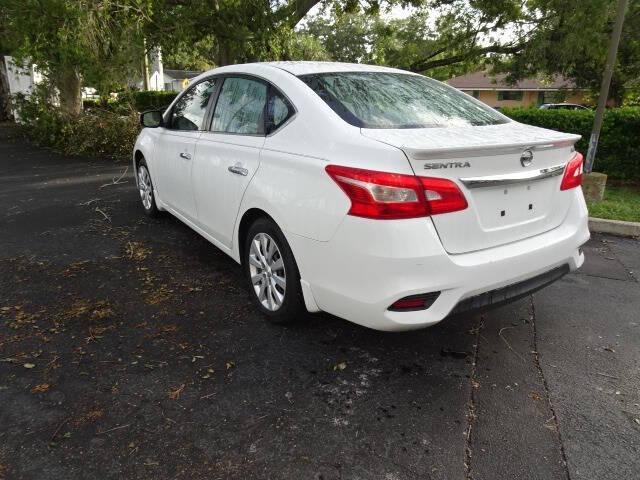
[133,61,589,331]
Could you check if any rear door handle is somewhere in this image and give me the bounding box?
[228,164,249,176]
[179,152,192,160]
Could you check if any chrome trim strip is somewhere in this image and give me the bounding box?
[459,164,565,189]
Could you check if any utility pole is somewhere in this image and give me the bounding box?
[585,0,629,173]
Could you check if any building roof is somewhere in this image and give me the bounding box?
[447,71,577,91]
[164,69,202,80]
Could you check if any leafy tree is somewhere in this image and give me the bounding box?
[303,9,379,63]
[298,0,639,100]
[303,1,532,70]
[146,0,328,67]
[2,0,637,113]
[493,0,640,105]
[145,1,430,67]
[284,33,332,61]
[1,0,151,114]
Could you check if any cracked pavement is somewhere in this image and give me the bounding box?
[1,124,639,479]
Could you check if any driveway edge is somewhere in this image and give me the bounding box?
[588,217,640,238]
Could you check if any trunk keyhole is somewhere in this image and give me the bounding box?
[500,210,506,217]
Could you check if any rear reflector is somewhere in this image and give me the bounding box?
[560,152,584,191]
[325,165,467,220]
[388,292,440,312]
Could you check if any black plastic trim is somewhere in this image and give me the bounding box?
[450,264,570,316]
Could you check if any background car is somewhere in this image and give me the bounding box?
[539,103,590,110]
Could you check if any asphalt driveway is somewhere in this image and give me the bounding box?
[1,124,638,480]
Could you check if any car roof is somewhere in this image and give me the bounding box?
[186,61,419,94]
[250,61,414,76]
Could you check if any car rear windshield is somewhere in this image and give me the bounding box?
[298,72,508,129]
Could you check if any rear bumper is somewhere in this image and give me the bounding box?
[289,190,589,331]
[449,264,570,316]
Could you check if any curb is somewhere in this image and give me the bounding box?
[589,217,640,238]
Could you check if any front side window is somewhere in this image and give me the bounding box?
[299,72,508,129]
[211,77,268,135]
[169,79,217,131]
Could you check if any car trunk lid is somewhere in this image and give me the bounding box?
[361,122,581,254]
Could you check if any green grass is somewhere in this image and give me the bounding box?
[588,186,640,223]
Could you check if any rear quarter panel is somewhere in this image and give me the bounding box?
[239,118,411,245]
[233,64,414,251]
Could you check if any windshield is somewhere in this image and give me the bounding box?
[298,72,508,129]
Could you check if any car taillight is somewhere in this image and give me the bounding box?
[421,177,469,215]
[325,165,467,220]
[560,152,584,191]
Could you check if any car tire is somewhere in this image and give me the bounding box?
[136,158,160,217]
[244,217,306,324]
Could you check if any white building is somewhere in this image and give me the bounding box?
[144,49,202,92]
[2,56,41,96]
[162,69,202,91]
[1,56,43,120]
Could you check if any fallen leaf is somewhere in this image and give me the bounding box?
[31,383,51,393]
[168,384,185,400]
[334,362,347,371]
[226,361,235,370]
[529,391,543,401]
[91,306,113,320]
[23,363,35,369]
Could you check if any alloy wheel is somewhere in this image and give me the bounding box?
[138,166,153,210]
[248,232,287,311]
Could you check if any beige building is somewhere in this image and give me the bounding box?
[446,71,589,108]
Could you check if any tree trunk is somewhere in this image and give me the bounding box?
[56,68,82,116]
[142,37,150,90]
[0,57,13,121]
[609,77,625,107]
[217,40,231,66]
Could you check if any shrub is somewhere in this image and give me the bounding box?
[14,87,141,161]
[118,90,178,112]
[82,91,178,113]
[502,107,640,180]
[623,89,640,107]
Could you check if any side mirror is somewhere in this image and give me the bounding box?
[140,110,164,128]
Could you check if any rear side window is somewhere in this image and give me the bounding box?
[211,77,267,135]
[169,79,217,131]
[266,88,294,134]
[299,72,508,129]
